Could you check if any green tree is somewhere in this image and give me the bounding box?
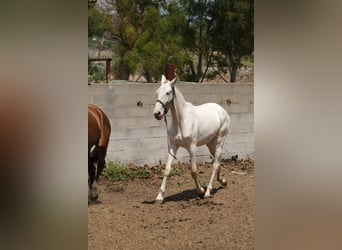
[100,0,159,80]
[209,0,254,82]
[89,0,254,82]
[124,2,190,82]
[88,7,111,38]
[88,7,112,83]
[179,0,213,82]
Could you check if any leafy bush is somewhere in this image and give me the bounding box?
[169,167,182,177]
[88,63,106,83]
[103,162,150,181]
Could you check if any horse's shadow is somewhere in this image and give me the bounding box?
[142,186,224,205]
[88,200,103,206]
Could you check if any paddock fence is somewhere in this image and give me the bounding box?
[88,81,254,166]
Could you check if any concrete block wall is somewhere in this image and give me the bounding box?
[88,82,254,166]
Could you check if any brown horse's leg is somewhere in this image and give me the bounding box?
[94,147,107,188]
[88,156,97,201]
[91,147,107,199]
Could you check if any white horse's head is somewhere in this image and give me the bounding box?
[153,75,176,120]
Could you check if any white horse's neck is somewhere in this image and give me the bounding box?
[170,87,189,128]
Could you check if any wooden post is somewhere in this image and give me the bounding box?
[165,64,175,80]
[106,59,111,83]
[88,58,112,83]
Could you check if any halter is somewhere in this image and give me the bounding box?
[155,86,175,116]
[155,86,177,160]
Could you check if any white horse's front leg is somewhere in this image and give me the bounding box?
[156,145,178,202]
[190,144,205,196]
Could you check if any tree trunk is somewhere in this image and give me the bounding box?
[196,51,203,82]
[117,47,130,80]
[229,66,238,83]
[145,71,153,83]
[227,53,240,83]
[196,23,203,82]
[118,59,130,80]
[189,60,196,81]
[200,53,213,83]
[97,36,104,58]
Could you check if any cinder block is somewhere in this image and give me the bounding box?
[229,123,254,133]
[88,84,110,95]
[139,137,168,148]
[229,113,254,123]
[92,94,116,106]
[227,94,253,104]
[110,128,128,139]
[128,127,151,138]
[150,127,166,137]
[227,103,253,113]
[115,95,141,107]
[226,132,253,143]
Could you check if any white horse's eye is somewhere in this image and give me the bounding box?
[166,92,170,95]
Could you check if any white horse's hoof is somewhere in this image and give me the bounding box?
[156,193,164,200]
[155,199,164,205]
[220,179,227,187]
[197,187,205,195]
[204,192,212,198]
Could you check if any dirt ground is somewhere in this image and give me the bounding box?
[88,158,254,250]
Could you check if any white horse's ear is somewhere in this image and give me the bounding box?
[170,77,176,87]
[161,75,167,84]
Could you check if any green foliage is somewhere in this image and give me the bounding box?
[88,8,111,38]
[124,3,191,82]
[169,167,182,177]
[241,55,254,67]
[88,63,106,83]
[199,179,206,188]
[103,162,150,181]
[177,178,186,187]
[209,0,254,82]
[88,0,254,82]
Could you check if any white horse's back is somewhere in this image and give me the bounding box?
[194,103,230,146]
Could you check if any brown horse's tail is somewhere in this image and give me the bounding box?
[89,104,111,149]
[98,110,111,148]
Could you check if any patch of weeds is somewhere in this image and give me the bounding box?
[199,179,206,188]
[169,167,182,177]
[156,167,162,175]
[177,178,186,187]
[103,162,150,181]
[112,185,125,193]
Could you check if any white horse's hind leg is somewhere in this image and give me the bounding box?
[156,145,178,202]
[205,147,221,198]
[217,162,227,186]
[217,164,227,187]
[205,134,226,198]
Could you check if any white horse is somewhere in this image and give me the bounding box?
[153,75,231,202]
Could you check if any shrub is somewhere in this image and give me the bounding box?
[103,162,150,181]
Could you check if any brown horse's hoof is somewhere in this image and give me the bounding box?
[90,194,98,201]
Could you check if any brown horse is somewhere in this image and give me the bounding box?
[88,104,111,201]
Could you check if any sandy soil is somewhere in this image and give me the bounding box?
[88,159,254,250]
